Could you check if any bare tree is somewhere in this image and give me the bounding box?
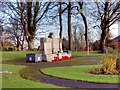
[72,23,84,51]
[78,2,89,52]
[0,19,3,51]
[68,2,72,50]
[95,0,120,53]
[59,2,62,39]
[2,1,51,50]
[18,1,51,50]
[7,19,25,50]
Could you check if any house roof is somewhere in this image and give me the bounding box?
[113,35,120,41]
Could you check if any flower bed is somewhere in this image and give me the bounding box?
[52,56,72,62]
[89,55,120,75]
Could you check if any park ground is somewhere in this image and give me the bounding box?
[1,51,120,88]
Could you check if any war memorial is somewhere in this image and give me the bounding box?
[26,32,72,62]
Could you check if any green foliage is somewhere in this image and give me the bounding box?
[2,46,17,51]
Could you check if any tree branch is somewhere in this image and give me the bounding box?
[36,2,51,23]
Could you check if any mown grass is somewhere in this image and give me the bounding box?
[1,51,64,88]
[72,51,118,56]
[41,65,119,84]
[1,64,62,88]
[2,51,119,62]
[2,51,39,61]
[1,51,120,88]
[72,51,100,56]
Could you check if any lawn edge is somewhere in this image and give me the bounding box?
[40,68,120,84]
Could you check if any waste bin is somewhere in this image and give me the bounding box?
[67,50,72,57]
[26,53,42,63]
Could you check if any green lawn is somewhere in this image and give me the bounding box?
[72,51,101,56]
[1,64,61,88]
[1,51,63,88]
[2,51,119,62]
[2,51,39,61]
[1,51,120,88]
[72,51,119,57]
[41,65,119,84]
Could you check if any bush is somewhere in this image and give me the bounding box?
[102,56,117,72]
[106,47,118,54]
[27,48,38,51]
[2,46,17,51]
[89,55,120,75]
[116,58,120,69]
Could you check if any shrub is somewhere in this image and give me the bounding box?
[89,55,119,75]
[89,68,102,74]
[33,48,38,51]
[2,46,17,51]
[106,47,118,54]
[116,58,120,69]
[102,56,117,72]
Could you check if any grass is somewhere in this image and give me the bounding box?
[2,51,119,62]
[72,51,119,57]
[1,51,120,88]
[1,51,64,88]
[72,51,100,56]
[2,51,39,61]
[41,65,119,84]
[1,64,62,88]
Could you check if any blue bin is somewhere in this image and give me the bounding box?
[26,54,42,63]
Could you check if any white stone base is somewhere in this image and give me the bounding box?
[42,54,57,62]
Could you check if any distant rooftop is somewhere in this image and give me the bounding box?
[113,35,120,41]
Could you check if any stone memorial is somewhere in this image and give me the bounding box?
[26,32,72,62]
[39,32,63,54]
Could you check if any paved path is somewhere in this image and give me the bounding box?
[37,73,119,88]
[4,56,120,88]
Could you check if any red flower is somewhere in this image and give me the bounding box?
[52,55,73,62]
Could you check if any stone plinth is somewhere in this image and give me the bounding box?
[42,54,57,62]
[40,37,62,54]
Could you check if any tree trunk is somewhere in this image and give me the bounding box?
[58,2,62,52]
[21,45,24,51]
[27,2,35,50]
[27,2,33,36]
[78,2,89,52]
[82,15,88,51]
[68,2,72,50]
[100,29,107,53]
[59,2,62,39]
[99,1,109,53]
[16,38,20,51]
[27,37,34,50]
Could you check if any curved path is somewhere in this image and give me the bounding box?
[4,56,120,88]
[36,72,119,88]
